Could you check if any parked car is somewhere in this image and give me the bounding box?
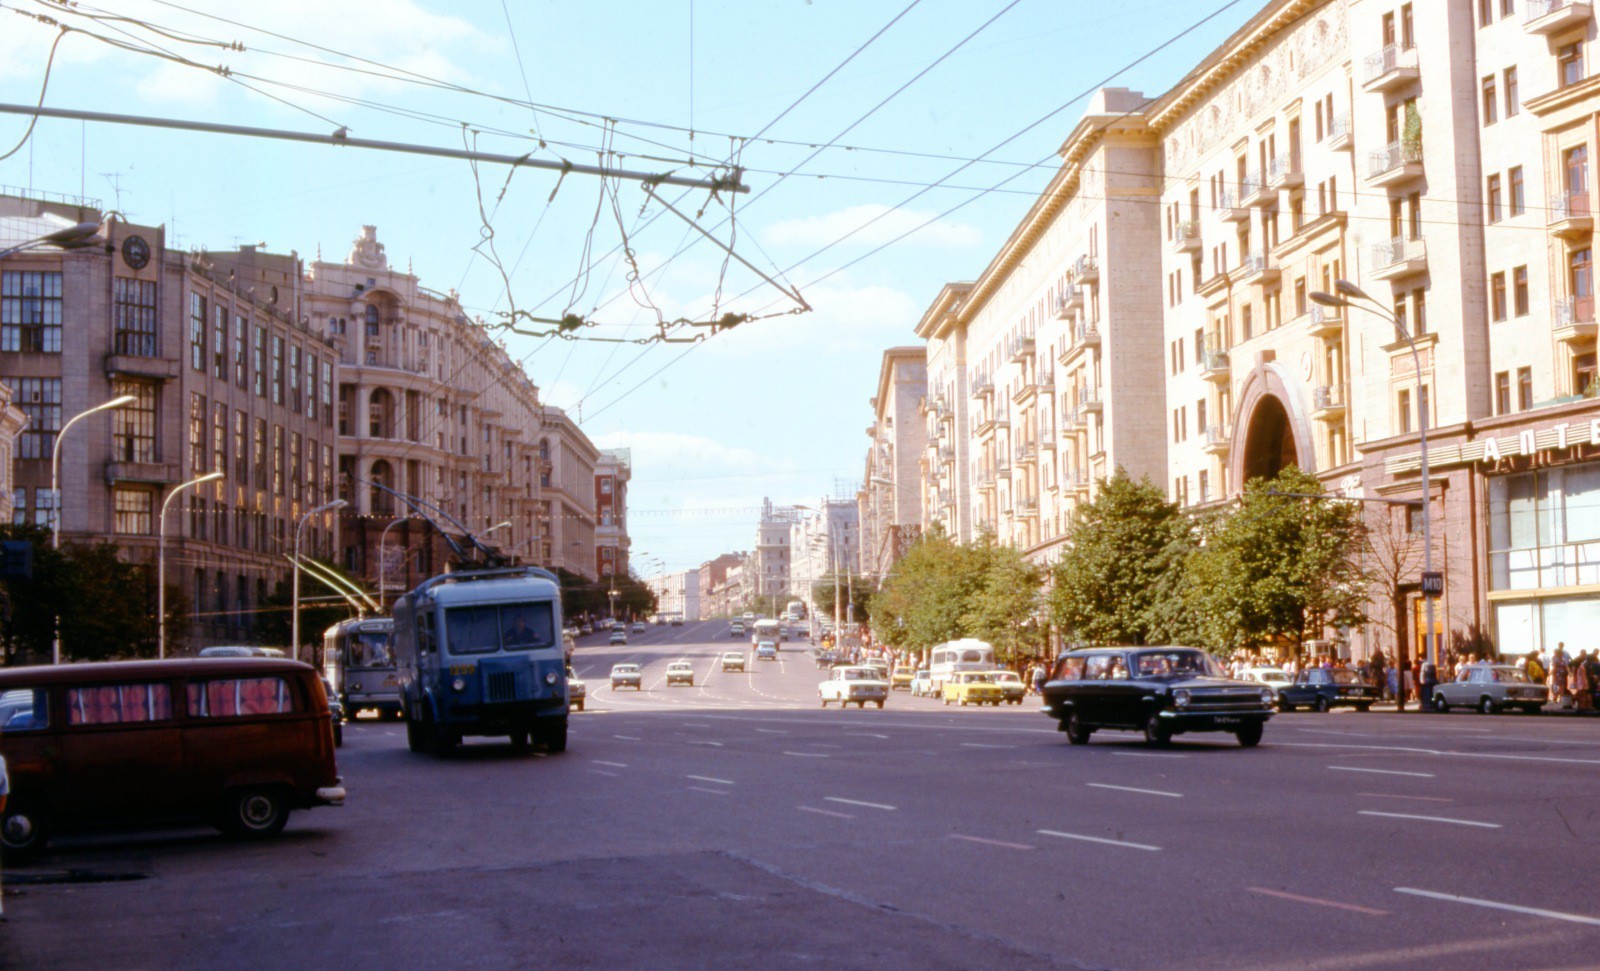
[631,622,646,633]
[608,630,628,646]
[909,670,934,697]
[819,666,888,708]
[579,623,594,635]
[1239,666,1293,705]
[670,618,683,626]
[989,670,1027,704]
[756,642,778,661]
[566,667,586,711]
[721,652,746,672]
[1432,663,1549,714]
[859,660,889,681]
[1041,647,1275,747]
[666,661,695,686]
[0,658,344,859]
[889,668,915,691]
[943,671,1005,707]
[1278,667,1378,712]
[609,663,642,690]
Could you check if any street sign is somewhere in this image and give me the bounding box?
[1420,571,1444,596]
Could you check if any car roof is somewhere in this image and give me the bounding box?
[0,657,313,686]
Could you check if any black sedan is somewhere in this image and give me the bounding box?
[1278,668,1378,712]
[1040,647,1275,747]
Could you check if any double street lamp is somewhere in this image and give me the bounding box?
[157,471,224,660]
[292,499,347,664]
[1310,279,1439,674]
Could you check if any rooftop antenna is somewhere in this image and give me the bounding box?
[99,172,125,211]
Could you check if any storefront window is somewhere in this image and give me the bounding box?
[1489,464,1600,592]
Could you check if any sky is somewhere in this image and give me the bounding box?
[0,0,1263,574]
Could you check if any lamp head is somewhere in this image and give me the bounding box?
[1308,291,1344,308]
[1333,278,1369,301]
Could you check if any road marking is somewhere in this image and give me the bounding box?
[1395,888,1600,927]
[1329,766,1435,778]
[797,806,853,819]
[1087,783,1183,798]
[1357,792,1454,803]
[1037,829,1160,852]
[960,742,1014,749]
[687,775,734,786]
[810,743,843,749]
[684,723,711,728]
[783,751,828,758]
[846,732,889,739]
[612,735,641,741]
[1109,751,1186,760]
[687,786,729,796]
[1247,886,1388,916]
[1358,811,1500,829]
[588,769,619,777]
[948,834,1033,850]
[1275,741,1600,766]
[754,728,788,734]
[591,760,629,768]
[688,740,724,747]
[824,797,896,811]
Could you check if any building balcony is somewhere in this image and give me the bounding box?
[971,376,994,399]
[1036,370,1056,394]
[1039,430,1057,450]
[1327,112,1354,151]
[1200,347,1231,384]
[938,444,954,462]
[1201,423,1231,456]
[103,354,181,382]
[1078,386,1103,412]
[1366,141,1424,187]
[1218,188,1250,223]
[1056,286,1084,319]
[1068,469,1090,493]
[1554,295,1599,344]
[1017,497,1039,518]
[1267,153,1304,190]
[1234,251,1279,287]
[1062,406,1084,430]
[976,472,995,492]
[1014,442,1038,465]
[1304,303,1342,340]
[1071,254,1099,286]
[1524,0,1593,35]
[1361,43,1420,93]
[1009,336,1036,363]
[1240,172,1274,208]
[1311,384,1347,422]
[1369,236,1428,280]
[1075,323,1101,349]
[104,460,181,485]
[1172,218,1202,254]
[1549,190,1594,238]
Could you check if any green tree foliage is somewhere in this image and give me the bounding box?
[1048,473,1194,646]
[1183,466,1368,654]
[810,574,874,624]
[868,529,1036,654]
[0,526,164,663]
[961,540,1043,662]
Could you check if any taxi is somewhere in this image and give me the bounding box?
[942,671,1005,706]
[989,670,1027,704]
[889,667,915,691]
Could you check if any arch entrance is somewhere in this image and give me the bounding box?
[1241,393,1298,482]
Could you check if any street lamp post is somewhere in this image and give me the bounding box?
[158,471,224,660]
[1312,282,1438,703]
[377,514,418,610]
[292,499,347,664]
[0,219,105,260]
[48,394,136,664]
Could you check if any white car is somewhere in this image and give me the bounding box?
[721,651,746,672]
[666,661,695,686]
[755,641,778,661]
[1241,666,1293,704]
[566,668,587,711]
[631,621,646,633]
[610,663,642,690]
[909,670,934,697]
[819,666,889,708]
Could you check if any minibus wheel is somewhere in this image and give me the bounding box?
[1,801,50,860]
[222,787,289,839]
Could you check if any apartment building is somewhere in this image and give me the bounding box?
[861,346,927,579]
[539,404,600,580]
[1,190,337,652]
[595,447,631,581]
[915,283,975,540]
[754,497,799,605]
[789,499,860,616]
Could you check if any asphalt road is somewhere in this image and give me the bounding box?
[4,619,1599,970]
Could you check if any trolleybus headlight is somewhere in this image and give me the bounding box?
[1174,689,1191,708]
[544,671,559,685]
[452,677,466,692]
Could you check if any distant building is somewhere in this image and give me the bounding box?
[862,346,927,579]
[648,569,701,621]
[594,448,631,581]
[698,552,744,620]
[790,499,859,619]
[755,497,800,607]
[538,405,600,581]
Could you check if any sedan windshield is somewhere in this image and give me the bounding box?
[1131,650,1223,679]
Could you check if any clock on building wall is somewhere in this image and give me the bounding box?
[120,235,150,270]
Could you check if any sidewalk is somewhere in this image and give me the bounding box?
[1339,700,1597,716]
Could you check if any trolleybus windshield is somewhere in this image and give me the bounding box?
[445,602,556,654]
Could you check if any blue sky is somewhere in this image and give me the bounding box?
[0,0,1260,573]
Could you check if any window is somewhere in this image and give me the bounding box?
[1571,248,1593,318]
[1486,174,1502,223]
[1478,0,1492,25]
[113,278,158,356]
[234,410,247,484]
[213,402,227,476]
[212,304,226,379]
[67,683,174,724]
[1398,388,1412,435]
[1496,371,1511,414]
[110,379,156,463]
[186,677,298,717]
[290,433,303,503]
[113,488,153,535]
[188,292,206,370]
[1509,166,1525,215]
[189,393,206,473]
[1482,75,1497,125]
[1517,366,1533,410]
[253,418,268,491]
[1514,265,1529,316]
[1559,42,1583,89]
[234,314,247,388]
[272,424,285,496]
[1491,272,1507,321]
[1505,66,1518,117]
[0,687,48,731]
[252,325,266,397]
[271,335,284,404]
[1401,3,1415,48]
[2,270,64,353]
[15,377,61,459]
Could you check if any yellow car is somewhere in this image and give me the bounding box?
[943,672,1005,706]
[890,668,915,691]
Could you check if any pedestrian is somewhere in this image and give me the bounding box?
[1419,656,1438,710]
[1526,650,1545,687]
[1370,649,1388,698]
[1402,660,1416,703]
[1387,663,1400,704]
[1032,662,1048,696]
[1552,645,1571,708]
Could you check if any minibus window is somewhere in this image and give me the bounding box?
[67,683,174,725]
[187,677,299,717]
[0,687,48,732]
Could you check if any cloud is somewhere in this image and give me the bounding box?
[591,430,792,482]
[760,204,983,250]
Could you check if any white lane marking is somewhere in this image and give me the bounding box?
[684,723,711,728]
[688,740,724,747]
[809,743,843,749]
[1395,887,1600,927]
[960,742,1015,749]
[1358,811,1500,829]
[1087,783,1183,799]
[1329,766,1435,778]
[846,732,890,739]
[1109,751,1186,760]
[754,728,788,735]
[783,751,828,758]
[797,806,853,819]
[1358,792,1454,803]
[1037,829,1160,852]
[612,735,641,741]
[948,834,1033,850]
[824,797,896,811]
[1275,741,1600,766]
[588,769,619,777]
[591,760,629,768]
[1246,886,1388,916]
[687,775,734,786]
[687,786,729,796]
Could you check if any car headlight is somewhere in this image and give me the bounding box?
[545,671,559,685]
[1174,689,1191,708]
[1260,688,1275,706]
[451,677,466,692]
[350,680,362,692]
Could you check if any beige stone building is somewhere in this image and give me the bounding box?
[0,380,24,524]
[594,447,631,581]
[860,346,927,579]
[538,404,599,581]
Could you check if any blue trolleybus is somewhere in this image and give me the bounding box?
[392,566,569,755]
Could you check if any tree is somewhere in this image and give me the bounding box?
[962,540,1043,663]
[869,528,975,650]
[1048,473,1194,646]
[1185,467,1368,655]
[811,573,873,625]
[0,526,168,663]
